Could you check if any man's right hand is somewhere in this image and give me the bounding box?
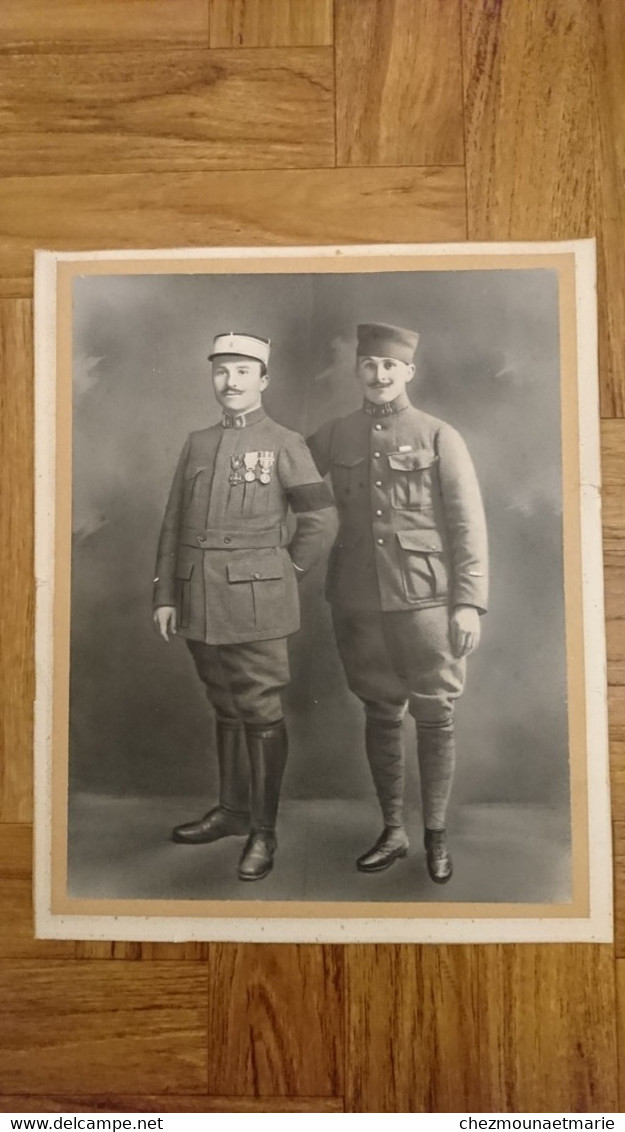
[153,605,177,642]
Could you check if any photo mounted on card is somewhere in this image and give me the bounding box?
[33,240,611,943]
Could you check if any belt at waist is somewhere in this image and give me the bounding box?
[180,525,287,550]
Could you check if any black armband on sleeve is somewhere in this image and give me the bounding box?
[287,481,335,513]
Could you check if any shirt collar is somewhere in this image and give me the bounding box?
[362,392,411,418]
[221,405,267,429]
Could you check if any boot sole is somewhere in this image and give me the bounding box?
[238,862,274,881]
[356,847,409,873]
[172,830,248,844]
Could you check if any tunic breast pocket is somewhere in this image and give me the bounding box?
[387,451,438,511]
[241,476,272,518]
[331,457,366,507]
[183,465,207,513]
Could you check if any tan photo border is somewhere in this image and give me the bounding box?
[33,240,611,942]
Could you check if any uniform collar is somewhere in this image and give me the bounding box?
[221,405,267,429]
[362,392,411,418]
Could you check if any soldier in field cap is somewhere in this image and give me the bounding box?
[153,330,338,882]
[308,321,488,884]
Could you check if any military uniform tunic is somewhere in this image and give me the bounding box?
[154,405,337,723]
[308,395,488,725]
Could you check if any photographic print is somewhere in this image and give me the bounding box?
[33,240,611,942]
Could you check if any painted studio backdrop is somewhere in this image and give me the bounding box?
[68,268,569,904]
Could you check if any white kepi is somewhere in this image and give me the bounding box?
[208,332,271,366]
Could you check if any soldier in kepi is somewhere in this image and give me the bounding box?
[308,323,488,884]
[153,332,338,881]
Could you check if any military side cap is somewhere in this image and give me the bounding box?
[208,332,270,365]
[356,322,419,363]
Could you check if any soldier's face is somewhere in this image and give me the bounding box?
[356,355,415,404]
[212,355,268,414]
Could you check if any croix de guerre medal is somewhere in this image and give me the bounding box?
[229,454,245,486]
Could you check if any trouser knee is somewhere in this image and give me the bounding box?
[363,699,406,726]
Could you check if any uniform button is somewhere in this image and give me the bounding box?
[375,509,383,516]
[373,451,381,458]
[374,423,382,431]
[375,480,382,487]
[253,572,260,580]
[223,536,232,545]
[377,537,384,545]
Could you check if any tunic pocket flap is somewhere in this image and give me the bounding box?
[396,529,444,554]
[184,464,207,480]
[227,554,284,583]
[175,547,197,579]
[388,451,438,473]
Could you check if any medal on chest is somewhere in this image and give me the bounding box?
[258,450,275,485]
[243,451,259,482]
[229,454,245,486]
[229,449,275,486]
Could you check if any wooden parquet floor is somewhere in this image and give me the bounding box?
[0,0,623,1113]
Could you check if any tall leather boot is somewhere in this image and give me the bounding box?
[416,720,456,883]
[356,717,409,873]
[173,720,250,844]
[238,720,288,881]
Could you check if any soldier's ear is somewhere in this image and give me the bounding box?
[260,372,269,391]
[406,363,416,382]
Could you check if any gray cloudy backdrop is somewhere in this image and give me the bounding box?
[70,268,568,818]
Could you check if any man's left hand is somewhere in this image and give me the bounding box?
[450,605,481,658]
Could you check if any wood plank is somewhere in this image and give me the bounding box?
[602,419,625,488]
[605,562,625,687]
[73,941,209,961]
[0,301,34,821]
[603,493,625,555]
[207,944,343,1096]
[0,167,466,298]
[593,0,625,416]
[0,0,209,52]
[463,0,595,239]
[610,740,625,817]
[479,945,618,1111]
[615,824,625,959]
[601,420,625,814]
[0,961,207,1095]
[0,1096,344,1112]
[0,821,207,961]
[0,826,74,959]
[345,945,482,1112]
[336,0,463,166]
[617,960,625,1109]
[209,0,333,47]
[0,49,334,178]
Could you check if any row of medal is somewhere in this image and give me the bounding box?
[229,450,275,486]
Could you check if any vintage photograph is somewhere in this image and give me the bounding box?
[33,241,611,942]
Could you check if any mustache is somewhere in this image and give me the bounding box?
[368,379,393,388]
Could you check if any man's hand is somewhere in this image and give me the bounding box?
[153,605,177,642]
[450,605,481,658]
